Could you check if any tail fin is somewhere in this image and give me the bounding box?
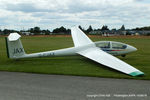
[5,33,26,59]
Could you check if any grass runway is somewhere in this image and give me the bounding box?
[0,35,150,80]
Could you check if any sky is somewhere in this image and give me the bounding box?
[0,0,150,30]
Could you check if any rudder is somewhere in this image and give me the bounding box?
[5,33,26,59]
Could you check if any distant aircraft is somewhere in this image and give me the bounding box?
[5,27,144,76]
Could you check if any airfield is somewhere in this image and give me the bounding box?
[0,35,150,80]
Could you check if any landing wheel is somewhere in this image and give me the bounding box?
[121,55,126,57]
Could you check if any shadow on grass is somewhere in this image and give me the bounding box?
[3,56,146,79]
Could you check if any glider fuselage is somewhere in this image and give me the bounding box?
[14,41,137,59]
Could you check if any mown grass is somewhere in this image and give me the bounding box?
[0,36,150,80]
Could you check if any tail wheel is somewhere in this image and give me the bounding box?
[121,55,126,57]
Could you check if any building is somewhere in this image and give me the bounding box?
[21,32,34,35]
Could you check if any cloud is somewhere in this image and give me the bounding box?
[5,3,48,13]
[0,0,150,30]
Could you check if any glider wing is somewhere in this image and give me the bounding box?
[78,47,144,76]
[71,27,93,47]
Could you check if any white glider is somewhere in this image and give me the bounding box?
[5,27,144,76]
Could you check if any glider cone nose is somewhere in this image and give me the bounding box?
[132,47,137,52]
[128,45,137,52]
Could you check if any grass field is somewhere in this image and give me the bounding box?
[0,35,150,80]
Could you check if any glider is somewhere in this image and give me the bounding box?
[5,27,144,76]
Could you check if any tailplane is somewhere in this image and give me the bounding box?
[5,33,26,59]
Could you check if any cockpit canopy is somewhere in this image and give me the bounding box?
[95,41,127,49]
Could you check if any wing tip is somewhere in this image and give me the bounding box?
[129,71,145,76]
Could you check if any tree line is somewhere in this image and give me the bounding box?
[0,25,150,35]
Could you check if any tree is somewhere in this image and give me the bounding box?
[3,29,9,35]
[52,26,69,34]
[120,25,125,31]
[101,25,109,31]
[111,28,117,31]
[34,27,41,35]
[86,25,93,33]
[3,29,18,35]
[42,29,51,35]
[133,26,150,31]
[0,29,2,35]
[59,26,67,33]
[29,28,34,33]
[66,29,71,34]
[28,27,41,35]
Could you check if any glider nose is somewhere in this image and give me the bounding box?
[131,46,137,52]
[128,45,137,52]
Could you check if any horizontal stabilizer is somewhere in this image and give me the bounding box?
[8,33,21,41]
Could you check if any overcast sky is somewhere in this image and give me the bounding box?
[0,0,150,30]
